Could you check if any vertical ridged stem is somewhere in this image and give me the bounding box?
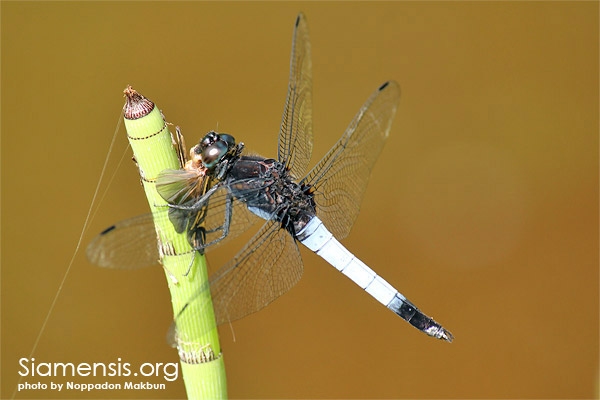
[122,86,227,399]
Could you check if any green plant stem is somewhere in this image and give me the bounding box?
[122,87,227,399]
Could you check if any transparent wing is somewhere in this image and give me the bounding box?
[86,213,160,269]
[86,155,205,270]
[86,188,261,270]
[302,81,400,239]
[278,12,313,179]
[208,220,303,325]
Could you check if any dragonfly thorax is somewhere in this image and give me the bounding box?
[228,157,316,235]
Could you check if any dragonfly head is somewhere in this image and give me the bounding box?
[196,131,238,169]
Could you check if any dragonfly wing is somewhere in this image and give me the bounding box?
[208,220,303,325]
[303,81,400,239]
[86,213,160,269]
[92,177,269,271]
[278,13,313,179]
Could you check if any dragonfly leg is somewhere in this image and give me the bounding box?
[193,193,235,251]
[183,250,197,277]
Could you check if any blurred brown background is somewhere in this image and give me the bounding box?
[2,2,598,399]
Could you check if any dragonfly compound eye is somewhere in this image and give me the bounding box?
[199,131,219,151]
[218,133,236,148]
[202,140,229,169]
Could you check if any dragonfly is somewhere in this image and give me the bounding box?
[87,13,453,342]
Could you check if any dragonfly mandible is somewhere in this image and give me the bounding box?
[87,13,453,342]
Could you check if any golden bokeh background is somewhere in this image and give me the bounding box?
[2,2,597,399]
